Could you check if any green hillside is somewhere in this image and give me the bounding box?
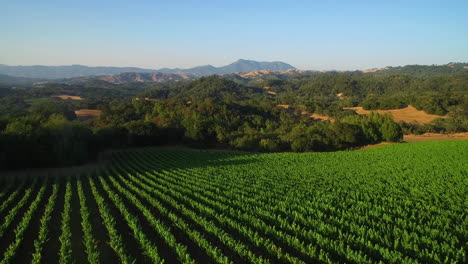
[365,63,468,78]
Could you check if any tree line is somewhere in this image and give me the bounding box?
[1,70,467,169]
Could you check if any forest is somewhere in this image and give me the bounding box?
[0,68,467,169]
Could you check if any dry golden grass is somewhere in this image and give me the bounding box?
[362,67,389,73]
[134,97,158,101]
[308,113,334,121]
[52,95,84,100]
[336,93,346,99]
[277,104,291,109]
[344,105,446,124]
[239,70,273,78]
[75,109,102,120]
[277,105,334,121]
[404,133,468,142]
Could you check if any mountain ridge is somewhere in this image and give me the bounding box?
[0,59,296,79]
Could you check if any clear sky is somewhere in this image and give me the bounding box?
[1,0,467,70]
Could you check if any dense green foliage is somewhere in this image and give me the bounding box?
[0,114,95,169]
[365,63,468,78]
[0,96,403,169]
[0,141,466,263]
[0,69,467,169]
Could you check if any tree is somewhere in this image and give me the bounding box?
[380,120,403,142]
[29,100,77,120]
[259,138,279,152]
[4,120,35,137]
[124,120,159,146]
[43,114,93,165]
[330,122,364,148]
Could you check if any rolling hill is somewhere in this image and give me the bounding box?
[0,59,296,79]
[362,62,468,77]
[0,74,44,86]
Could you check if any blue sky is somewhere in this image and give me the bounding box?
[1,0,467,70]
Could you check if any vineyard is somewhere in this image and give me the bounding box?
[0,140,467,263]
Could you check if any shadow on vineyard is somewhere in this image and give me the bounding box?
[110,147,260,172]
[0,141,467,263]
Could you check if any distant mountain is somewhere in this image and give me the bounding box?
[0,74,44,86]
[66,69,306,86]
[98,72,192,84]
[0,59,296,79]
[219,59,296,73]
[157,59,296,76]
[0,64,156,79]
[158,65,220,76]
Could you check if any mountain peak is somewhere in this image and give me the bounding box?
[220,59,296,74]
[0,59,296,79]
[156,59,295,76]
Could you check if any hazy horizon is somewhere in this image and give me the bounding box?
[1,59,467,73]
[2,0,468,71]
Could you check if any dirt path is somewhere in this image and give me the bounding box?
[360,142,394,150]
[404,132,468,142]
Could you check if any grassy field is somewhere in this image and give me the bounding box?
[0,141,467,263]
[74,109,102,120]
[52,95,84,100]
[24,97,61,106]
[343,105,447,124]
